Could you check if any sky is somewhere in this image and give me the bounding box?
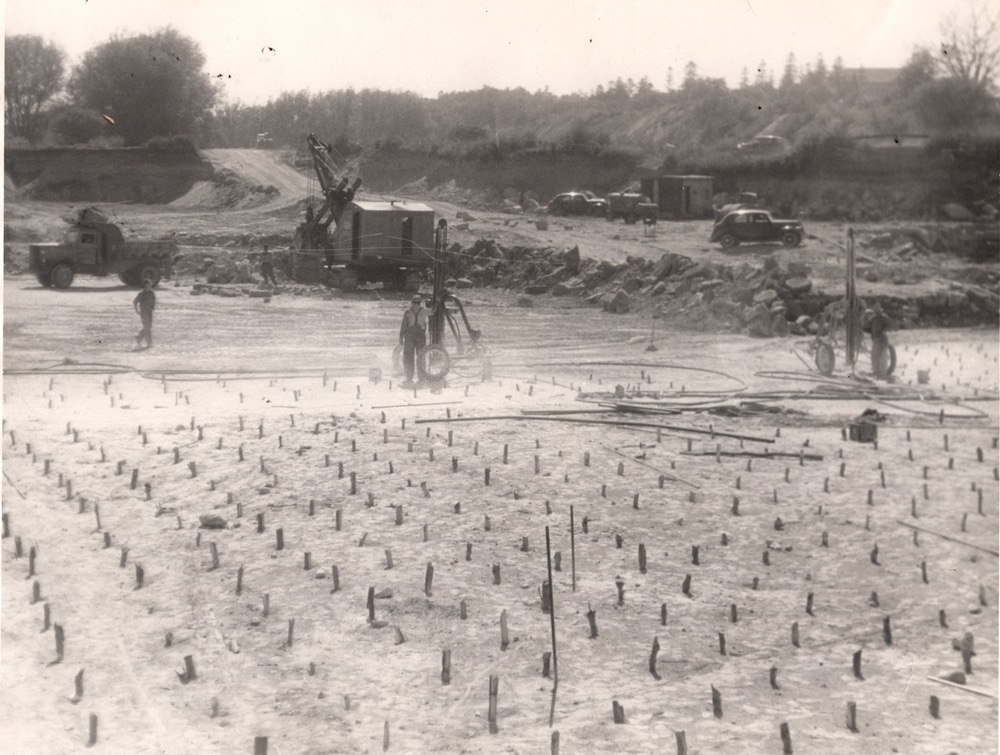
[5,0,998,104]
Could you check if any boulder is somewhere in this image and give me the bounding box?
[753,289,778,306]
[771,314,789,337]
[552,282,585,297]
[651,281,668,296]
[941,203,974,221]
[515,296,534,307]
[199,513,228,529]
[455,278,474,289]
[524,283,549,295]
[623,278,644,294]
[602,289,632,314]
[784,277,812,296]
[454,222,470,231]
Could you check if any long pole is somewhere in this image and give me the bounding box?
[569,506,576,593]
[545,525,559,726]
[545,526,558,683]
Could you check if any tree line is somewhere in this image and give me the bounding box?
[5,4,998,159]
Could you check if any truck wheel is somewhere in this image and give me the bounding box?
[782,231,801,247]
[719,233,738,249]
[118,272,131,285]
[417,345,451,382]
[51,263,75,289]
[37,273,53,288]
[138,265,161,287]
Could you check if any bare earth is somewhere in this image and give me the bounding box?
[2,271,998,754]
[2,153,998,754]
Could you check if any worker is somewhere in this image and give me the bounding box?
[868,302,892,379]
[133,279,156,349]
[399,294,428,387]
[259,245,278,286]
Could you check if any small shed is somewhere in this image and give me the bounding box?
[329,200,435,271]
[640,175,715,219]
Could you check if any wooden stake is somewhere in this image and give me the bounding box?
[711,685,722,718]
[87,713,98,747]
[488,675,499,734]
[770,666,779,689]
[286,619,294,648]
[929,695,940,719]
[846,701,858,732]
[236,565,244,595]
[612,701,625,724]
[424,562,434,597]
[780,722,793,754]
[500,610,509,650]
[852,649,864,680]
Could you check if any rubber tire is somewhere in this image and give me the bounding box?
[37,273,52,288]
[50,263,75,289]
[118,272,132,285]
[782,231,801,247]
[720,233,738,249]
[417,344,451,382]
[138,265,161,287]
[815,341,835,376]
[873,343,897,378]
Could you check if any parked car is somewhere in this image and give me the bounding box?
[710,209,804,248]
[544,192,608,217]
[606,192,658,223]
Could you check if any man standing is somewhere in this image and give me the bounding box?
[133,279,156,349]
[399,295,427,387]
[259,245,278,286]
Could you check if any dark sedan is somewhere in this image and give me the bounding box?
[710,209,804,248]
[544,192,608,217]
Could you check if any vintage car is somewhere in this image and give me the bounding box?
[709,209,804,248]
[544,191,608,217]
[605,192,658,223]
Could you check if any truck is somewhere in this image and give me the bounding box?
[29,207,175,289]
[605,192,658,223]
[291,134,431,292]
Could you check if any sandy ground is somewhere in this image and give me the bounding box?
[2,272,998,754]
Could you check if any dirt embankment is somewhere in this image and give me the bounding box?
[4,148,214,203]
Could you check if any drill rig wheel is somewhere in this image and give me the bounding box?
[417,345,451,382]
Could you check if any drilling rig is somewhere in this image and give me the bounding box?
[292,133,432,292]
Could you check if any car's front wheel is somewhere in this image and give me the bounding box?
[782,231,802,247]
[719,233,738,248]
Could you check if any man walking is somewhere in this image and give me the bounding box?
[134,279,156,349]
[399,294,427,387]
[259,245,278,286]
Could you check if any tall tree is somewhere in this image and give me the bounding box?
[67,27,217,145]
[780,53,798,89]
[937,2,1000,90]
[5,35,65,139]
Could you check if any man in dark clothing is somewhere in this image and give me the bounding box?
[399,295,427,387]
[134,279,156,349]
[260,245,278,286]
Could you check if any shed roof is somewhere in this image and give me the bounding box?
[351,200,434,213]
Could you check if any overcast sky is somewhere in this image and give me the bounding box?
[5,0,996,103]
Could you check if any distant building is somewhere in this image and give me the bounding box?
[640,175,714,219]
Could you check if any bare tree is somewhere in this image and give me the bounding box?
[938,2,1000,90]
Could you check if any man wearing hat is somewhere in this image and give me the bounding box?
[399,294,428,387]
